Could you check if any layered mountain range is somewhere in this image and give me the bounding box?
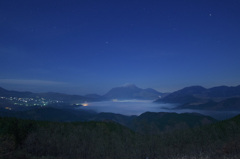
[1,84,240,111]
[0,87,98,103]
[155,85,240,111]
[1,84,240,134]
[0,84,164,102]
[0,106,217,134]
[0,84,217,133]
[1,85,240,158]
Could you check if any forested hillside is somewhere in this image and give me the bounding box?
[0,107,217,134]
[1,115,240,159]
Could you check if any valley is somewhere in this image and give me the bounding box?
[1,110,240,159]
[1,84,240,158]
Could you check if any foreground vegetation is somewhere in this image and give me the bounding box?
[1,115,240,159]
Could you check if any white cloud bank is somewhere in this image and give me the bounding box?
[0,79,68,86]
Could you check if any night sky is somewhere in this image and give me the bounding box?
[0,0,240,95]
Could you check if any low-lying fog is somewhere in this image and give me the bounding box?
[77,100,240,120]
[78,100,176,116]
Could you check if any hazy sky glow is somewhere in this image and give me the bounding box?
[0,0,240,95]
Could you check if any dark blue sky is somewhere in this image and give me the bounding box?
[0,0,240,95]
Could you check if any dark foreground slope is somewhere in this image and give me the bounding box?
[0,106,217,134]
[127,112,217,134]
[0,107,97,122]
[1,114,240,159]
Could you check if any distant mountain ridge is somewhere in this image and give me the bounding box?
[104,84,163,100]
[177,97,240,111]
[0,87,34,98]
[156,85,240,104]
[0,84,164,101]
[0,86,98,104]
[2,84,240,112]
[155,85,240,111]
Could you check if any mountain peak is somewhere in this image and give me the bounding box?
[120,84,137,88]
[104,84,163,100]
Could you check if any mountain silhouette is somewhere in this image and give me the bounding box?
[155,85,240,104]
[104,84,163,100]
